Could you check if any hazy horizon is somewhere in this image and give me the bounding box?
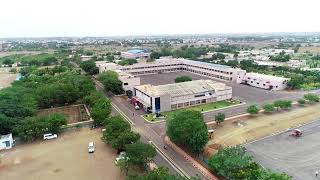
[1,0,320,38]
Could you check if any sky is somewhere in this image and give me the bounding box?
[0,0,319,38]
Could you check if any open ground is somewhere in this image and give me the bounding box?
[0,71,17,89]
[37,104,90,124]
[0,128,124,180]
[205,103,320,155]
[245,119,320,180]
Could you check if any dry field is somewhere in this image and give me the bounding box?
[298,46,320,53]
[37,105,90,124]
[0,128,124,180]
[205,103,320,155]
[0,72,17,89]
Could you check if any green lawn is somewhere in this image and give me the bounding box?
[143,100,240,122]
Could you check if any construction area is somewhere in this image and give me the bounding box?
[0,128,124,180]
[205,103,320,153]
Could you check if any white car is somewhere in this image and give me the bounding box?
[43,133,58,140]
[88,142,95,153]
[115,152,128,164]
[134,105,140,110]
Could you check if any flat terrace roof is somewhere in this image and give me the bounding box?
[246,72,289,81]
[135,79,230,97]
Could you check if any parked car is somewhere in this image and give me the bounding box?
[134,105,140,110]
[115,152,128,164]
[43,133,58,140]
[88,142,95,153]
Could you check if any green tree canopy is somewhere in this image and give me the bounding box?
[262,104,275,113]
[90,98,112,126]
[174,76,192,83]
[80,60,99,75]
[215,113,225,125]
[97,70,124,95]
[125,142,156,167]
[167,110,208,154]
[246,105,259,114]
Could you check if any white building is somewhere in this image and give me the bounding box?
[0,134,14,150]
[97,58,289,91]
[242,73,289,90]
[115,70,141,94]
[121,49,150,59]
[133,80,232,113]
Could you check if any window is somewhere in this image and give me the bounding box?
[123,83,128,85]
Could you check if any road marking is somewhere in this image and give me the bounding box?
[149,141,191,179]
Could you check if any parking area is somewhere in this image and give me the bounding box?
[0,128,124,180]
[245,119,320,180]
[139,71,303,105]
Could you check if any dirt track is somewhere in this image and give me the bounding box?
[0,128,124,180]
[207,103,320,149]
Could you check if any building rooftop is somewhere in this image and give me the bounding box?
[126,49,146,54]
[245,72,289,81]
[135,80,231,97]
[180,59,232,70]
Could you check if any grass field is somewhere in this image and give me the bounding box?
[205,103,320,156]
[37,105,90,124]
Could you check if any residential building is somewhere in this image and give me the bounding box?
[132,80,232,113]
[242,73,289,90]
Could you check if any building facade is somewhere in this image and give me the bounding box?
[242,73,289,90]
[133,80,232,113]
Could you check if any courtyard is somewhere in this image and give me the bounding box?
[0,128,124,180]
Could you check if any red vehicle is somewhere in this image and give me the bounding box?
[290,129,302,137]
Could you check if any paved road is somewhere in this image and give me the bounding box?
[93,79,206,179]
[245,119,320,180]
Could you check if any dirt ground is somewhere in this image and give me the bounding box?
[206,103,320,155]
[0,128,124,180]
[298,46,320,53]
[37,105,90,124]
[0,72,17,89]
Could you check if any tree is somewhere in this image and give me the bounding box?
[90,98,112,126]
[247,105,259,114]
[83,91,105,107]
[215,113,225,125]
[208,146,254,179]
[111,131,140,151]
[273,100,292,110]
[304,93,320,103]
[127,166,196,180]
[297,99,306,106]
[262,104,275,113]
[174,76,192,83]
[166,110,208,154]
[42,113,67,134]
[80,60,99,75]
[97,70,124,95]
[258,169,292,180]
[125,142,156,167]
[102,116,131,144]
[0,114,17,135]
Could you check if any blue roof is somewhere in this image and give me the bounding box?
[127,49,145,54]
